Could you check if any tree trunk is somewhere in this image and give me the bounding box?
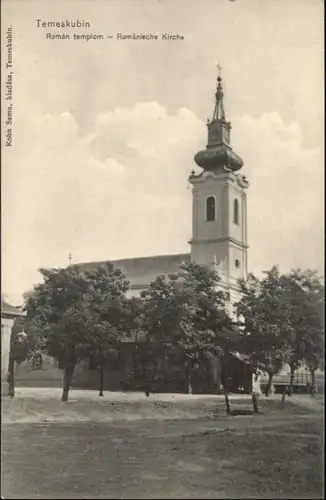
[140,366,150,397]
[61,361,76,402]
[7,355,15,398]
[310,368,317,396]
[265,372,274,396]
[224,392,231,416]
[185,361,192,394]
[288,364,296,397]
[222,372,232,415]
[209,355,222,394]
[99,362,104,397]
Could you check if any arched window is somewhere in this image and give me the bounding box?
[206,196,215,221]
[233,199,239,225]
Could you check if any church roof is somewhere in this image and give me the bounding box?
[79,253,191,289]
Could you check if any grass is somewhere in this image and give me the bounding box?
[2,388,321,424]
[1,391,324,499]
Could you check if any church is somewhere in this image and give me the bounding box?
[14,73,252,393]
[80,72,249,310]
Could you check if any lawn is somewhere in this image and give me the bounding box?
[2,387,322,424]
[1,391,324,499]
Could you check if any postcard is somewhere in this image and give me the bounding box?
[1,0,323,498]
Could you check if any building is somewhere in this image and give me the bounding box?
[79,72,249,309]
[15,73,251,392]
[1,297,25,394]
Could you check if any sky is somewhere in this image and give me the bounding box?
[1,0,324,305]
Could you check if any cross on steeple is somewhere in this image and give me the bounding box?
[212,62,225,121]
[216,62,222,79]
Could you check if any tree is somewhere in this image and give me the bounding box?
[7,317,42,398]
[236,267,294,396]
[287,270,324,394]
[90,295,140,397]
[123,297,152,396]
[273,269,324,396]
[25,263,130,401]
[84,265,135,397]
[141,261,233,395]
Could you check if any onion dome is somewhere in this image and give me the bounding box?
[194,69,243,172]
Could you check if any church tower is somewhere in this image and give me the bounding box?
[189,70,249,304]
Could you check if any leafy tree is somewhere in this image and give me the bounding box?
[25,262,130,401]
[236,267,294,395]
[123,297,152,396]
[7,317,43,398]
[89,295,141,397]
[284,269,324,394]
[141,261,233,395]
[11,318,32,364]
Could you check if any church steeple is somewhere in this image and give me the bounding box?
[212,65,226,121]
[189,67,249,308]
[194,68,243,172]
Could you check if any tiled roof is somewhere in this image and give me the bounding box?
[78,253,191,288]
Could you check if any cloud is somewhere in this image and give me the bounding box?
[232,112,324,275]
[2,102,323,303]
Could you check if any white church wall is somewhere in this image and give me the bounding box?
[228,191,243,242]
[191,176,229,242]
[229,245,246,282]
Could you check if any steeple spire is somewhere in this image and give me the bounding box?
[206,64,231,150]
[212,63,226,121]
[194,68,244,172]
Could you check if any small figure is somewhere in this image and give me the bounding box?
[282,385,288,403]
[251,368,262,413]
